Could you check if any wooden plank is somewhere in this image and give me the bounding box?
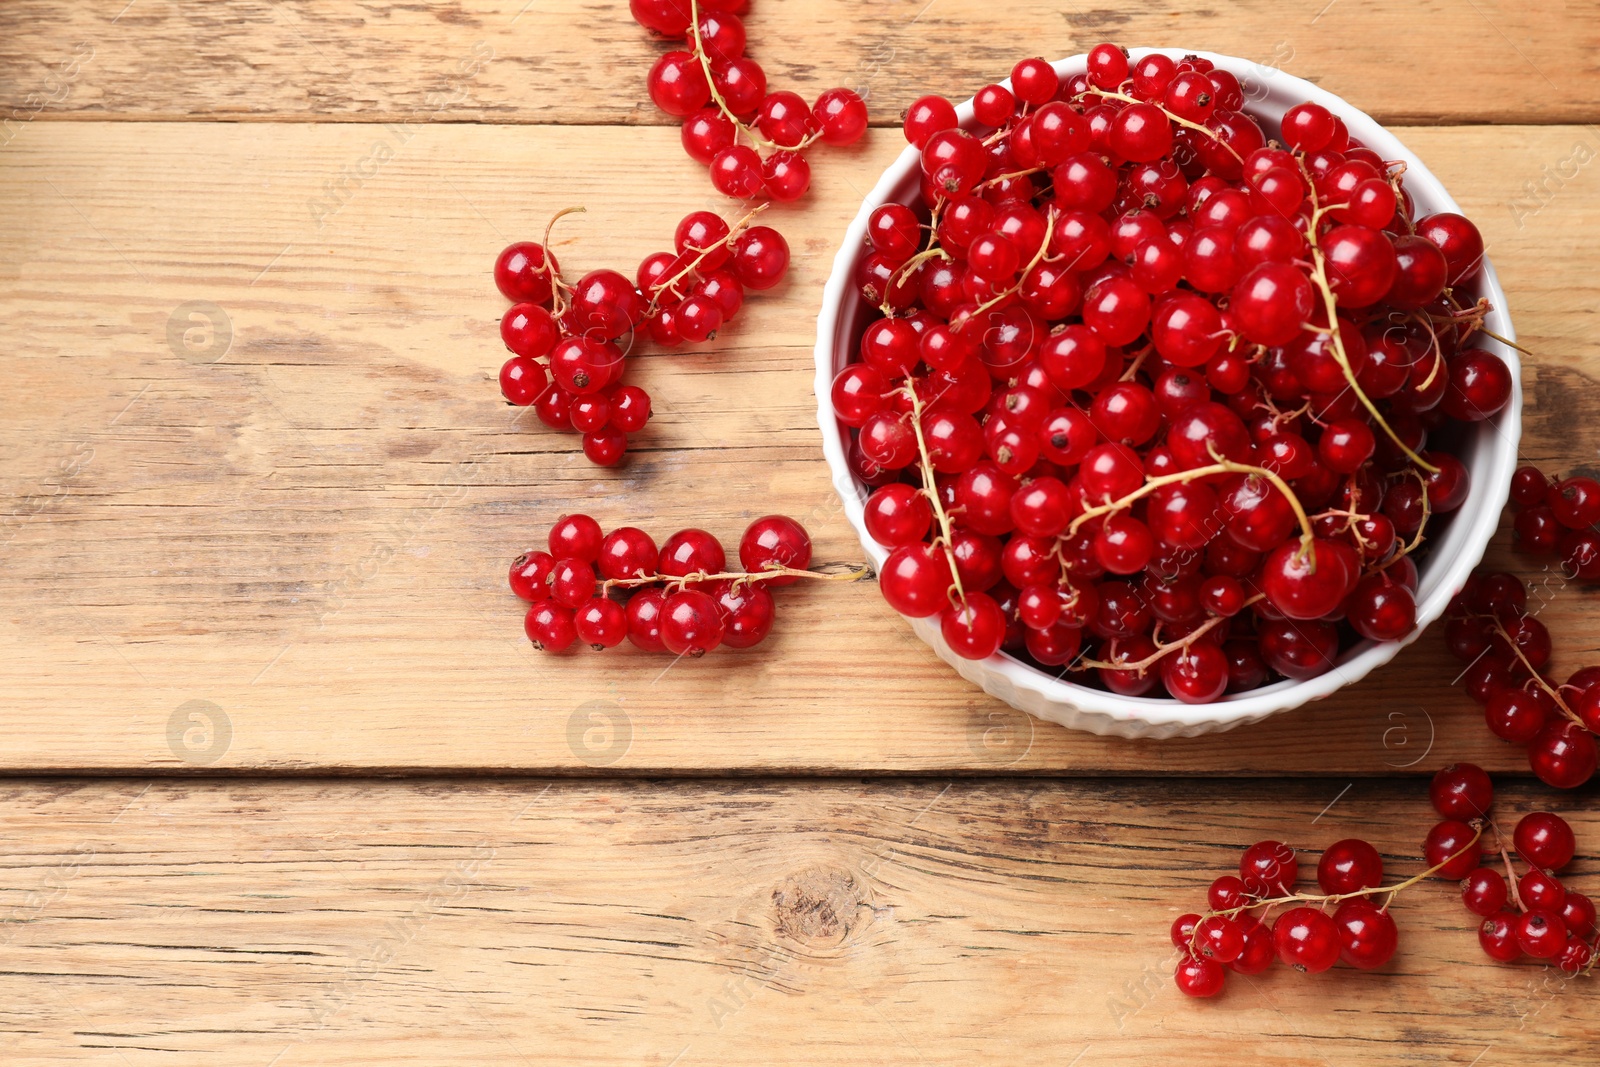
[1,0,1597,128]
[1,121,1597,774]
[0,777,1593,1064]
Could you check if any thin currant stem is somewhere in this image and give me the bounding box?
[1298,171,1439,474]
[1494,822,1527,913]
[1196,824,1486,936]
[1475,613,1584,727]
[542,206,586,318]
[902,378,968,608]
[1065,454,1315,552]
[1075,601,1261,672]
[688,0,782,154]
[1083,88,1244,165]
[601,563,871,595]
[878,246,950,317]
[643,202,769,316]
[958,207,1058,323]
[1389,468,1431,562]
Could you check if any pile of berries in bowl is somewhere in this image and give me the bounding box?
[814,46,1521,738]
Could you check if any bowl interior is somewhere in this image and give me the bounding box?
[814,49,1521,732]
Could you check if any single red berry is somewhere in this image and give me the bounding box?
[1228,918,1276,975]
[1479,912,1523,962]
[1207,875,1250,912]
[1514,811,1577,871]
[495,241,559,304]
[596,527,659,581]
[509,551,555,602]
[658,528,727,578]
[1333,899,1398,970]
[659,588,725,657]
[1520,868,1568,911]
[1423,820,1482,879]
[524,602,577,652]
[712,580,776,649]
[1529,721,1599,789]
[574,596,628,650]
[1194,915,1245,963]
[1429,763,1494,821]
[1273,906,1341,973]
[1317,838,1385,895]
[625,588,669,652]
[1239,840,1297,897]
[1460,867,1509,917]
[739,515,812,584]
[1174,951,1227,998]
[1516,909,1568,959]
[1171,912,1201,949]
[549,514,604,562]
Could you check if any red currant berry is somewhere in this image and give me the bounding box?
[1460,867,1509,917]
[625,588,669,652]
[1422,820,1482,879]
[525,599,579,652]
[509,550,555,602]
[712,580,776,649]
[1317,838,1385,895]
[1514,811,1577,871]
[1478,911,1522,962]
[902,94,958,149]
[1516,909,1568,959]
[1529,720,1599,789]
[596,527,659,581]
[1239,840,1297,897]
[658,528,727,578]
[812,87,868,145]
[1273,906,1341,973]
[739,516,811,584]
[1333,899,1398,970]
[660,588,725,657]
[1429,763,1493,820]
[880,542,954,618]
[731,226,790,289]
[495,241,559,304]
[1174,952,1226,998]
[574,596,628,650]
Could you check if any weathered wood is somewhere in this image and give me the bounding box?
[0,777,1592,1064]
[1,0,1597,128]
[2,121,1598,773]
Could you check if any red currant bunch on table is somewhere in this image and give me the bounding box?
[1442,568,1599,788]
[494,205,791,465]
[1427,764,1596,974]
[830,44,1514,700]
[1508,464,1600,580]
[630,0,869,202]
[494,0,857,468]
[512,513,863,654]
[1174,834,1416,997]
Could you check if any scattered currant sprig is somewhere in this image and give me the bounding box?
[831,43,1511,701]
[493,0,867,468]
[634,0,869,201]
[1444,567,1600,789]
[1175,766,1596,998]
[512,513,868,655]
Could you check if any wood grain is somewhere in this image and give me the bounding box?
[0,0,1597,128]
[0,777,1593,1065]
[2,121,1599,773]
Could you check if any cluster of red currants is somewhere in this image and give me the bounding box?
[1174,768,1595,998]
[1509,464,1600,579]
[1172,836,1403,997]
[511,513,820,654]
[829,44,1511,701]
[1426,764,1595,973]
[494,207,790,465]
[495,0,849,468]
[630,0,869,201]
[1443,568,1598,788]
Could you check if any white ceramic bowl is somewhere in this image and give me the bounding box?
[814,48,1521,738]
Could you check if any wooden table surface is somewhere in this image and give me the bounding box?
[1,1,1597,1062]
